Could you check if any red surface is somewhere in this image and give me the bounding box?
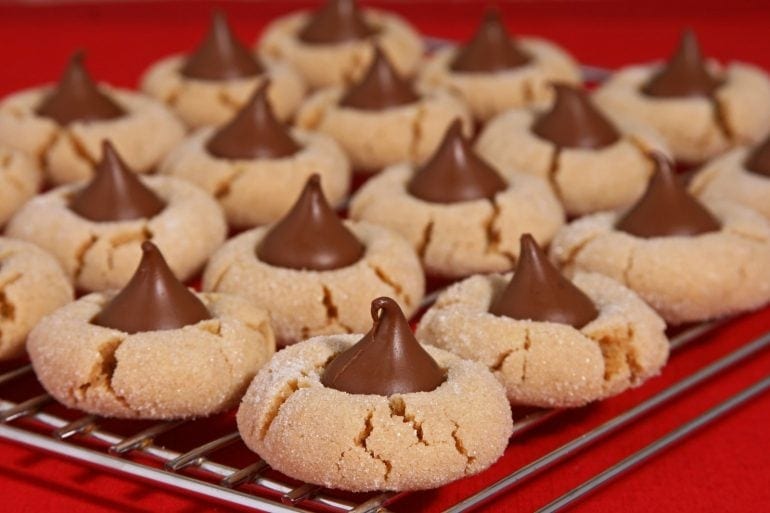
[1,1,770,512]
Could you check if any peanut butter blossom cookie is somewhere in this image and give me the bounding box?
[237,297,512,492]
[595,30,770,163]
[690,135,770,220]
[28,242,275,419]
[0,52,185,185]
[142,12,306,128]
[418,10,581,122]
[203,174,424,346]
[257,0,422,89]
[418,235,668,407]
[0,145,43,226]
[0,238,73,361]
[160,81,350,228]
[350,120,564,278]
[7,141,226,292]
[295,46,471,172]
[476,84,669,216]
[551,155,770,324]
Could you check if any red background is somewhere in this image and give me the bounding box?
[1,1,770,512]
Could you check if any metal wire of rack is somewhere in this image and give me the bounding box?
[1,312,767,513]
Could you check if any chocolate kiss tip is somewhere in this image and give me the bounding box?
[642,29,722,98]
[339,46,420,111]
[531,83,620,149]
[256,174,364,271]
[489,234,598,328]
[91,241,211,335]
[298,0,376,45]
[450,8,530,73]
[206,79,301,160]
[36,51,125,125]
[320,296,445,396]
[408,118,506,203]
[616,153,721,238]
[181,10,263,80]
[744,136,770,178]
[69,140,165,222]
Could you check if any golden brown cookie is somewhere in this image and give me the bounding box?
[6,175,226,292]
[476,95,669,217]
[202,222,424,345]
[141,56,306,129]
[159,127,350,228]
[417,272,668,407]
[236,335,512,491]
[28,291,275,419]
[595,63,770,163]
[0,87,185,185]
[550,200,770,324]
[257,8,422,90]
[349,164,564,278]
[0,145,43,226]
[295,85,471,173]
[0,238,73,360]
[418,39,580,123]
[690,146,770,220]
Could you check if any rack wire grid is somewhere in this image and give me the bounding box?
[1,60,769,512]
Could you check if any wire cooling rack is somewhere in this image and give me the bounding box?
[1,307,769,513]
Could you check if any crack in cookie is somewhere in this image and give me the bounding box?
[367,263,409,308]
[74,234,98,281]
[388,396,427,446]
[449,419,476,473]
[409,103,427,161]
[356,410,393,481]
[417,220,434,259]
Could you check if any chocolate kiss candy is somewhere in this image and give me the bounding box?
[532,84,621,149]
[642,29,723,98]
[321,297,445,395]
[256,174,364,270]
[616,154,721,238]
[339,46,419,111]
[181,11,263,80]
[35,52,125,125]
[744,136,770,178]
[450,10,531,73]
[489,234,598,328]
[206,80,301,160]
[408,119,506,203]
[70,141,166,222]
[92,241,211,334]
[298,0,377,45]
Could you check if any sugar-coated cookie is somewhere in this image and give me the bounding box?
[257,0,422,90]
[0,238,73,360]
[0,53,184,185]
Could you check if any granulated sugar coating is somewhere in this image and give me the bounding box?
[202,221,425,345]
[6,174,226,292]
[27,291,275,419]
[349,164,564,278]
[550,199,770,324]
[237,335,512,492]
[417,271,668,408]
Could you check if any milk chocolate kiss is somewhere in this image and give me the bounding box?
[339,46,419,111]
[321,297,445,395]
[642,29,723,98]
[298,0,377,45]
[532,84,621,149]
[206,81,301,160]
[35,52,125,125]
[450,10,531,73]
[489,234,598,328]
[616,154,721,238]
[256,174,364,270]
[92,241,211,334]
[181,12,263,80]
[408,119,506,203]
[744,136,770,178]
[70,141,165,222]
